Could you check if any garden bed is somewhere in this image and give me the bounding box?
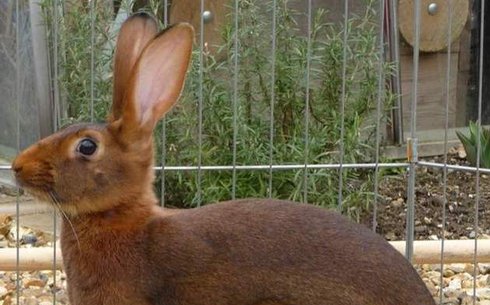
[362,150,490,241]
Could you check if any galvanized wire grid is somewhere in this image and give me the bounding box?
[0,1,486,304]
[14,1,20,304]
[439,1,453,303]
[196,0,205,206]
[337,0,349,209]
[473,1,485,303]
[160,0,170,207]
[405,0,421,261]
[51,0,59,300]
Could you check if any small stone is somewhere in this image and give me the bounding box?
[3,295,12,305]
[384,232,396,241]
[23,278,46,289]
[461,277,474,289]
[0,214,12,236]
[443,268,455,277]
[22,288,44,298]
[8,224,33,243]
[423,279,437,295]
[38,273,49,283]
[419,264,430,271]
[25,297,39,305]
[479,263,490,275]
[442,298,459,305]
[423,217,432,225]
[0,285,8,297]
[464,264,478,274]
[21,234,38,245]
[391,198,404,208]
[460,294,475,305]
[425,271,442,285]
[55,289,69,303]
[448,264,466,273]
[447,278,462,290]
[415,225,427,233]
[456,145,467,158]
[478,288,490,300]
[478,275,490,287]
[443,287,460,298]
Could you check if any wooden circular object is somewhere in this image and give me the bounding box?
[398,0,468,52]
[170,0,230,54]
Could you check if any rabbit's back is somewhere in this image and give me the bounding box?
[144,199,435,305]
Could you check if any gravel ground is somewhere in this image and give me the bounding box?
[0,214,68,305]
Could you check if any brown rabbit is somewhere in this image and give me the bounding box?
[12,13,435,305]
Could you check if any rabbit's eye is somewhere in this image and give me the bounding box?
[77,138,97,156]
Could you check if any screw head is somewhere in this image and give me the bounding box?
[202,10,213,24]
[427,3,438,16]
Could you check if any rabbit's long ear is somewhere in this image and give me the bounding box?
[110,13,158,122]
[118,23,194,139]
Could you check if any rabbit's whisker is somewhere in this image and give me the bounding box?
[48,190,81,252]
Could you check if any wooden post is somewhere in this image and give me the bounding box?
[1,240,490,271]
[390,240,490,264]
[0,247,63,271]
[29,0,54,138]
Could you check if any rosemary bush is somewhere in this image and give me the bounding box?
[41,0,393,218]
[40,0,115,124]
[163,0,394,218]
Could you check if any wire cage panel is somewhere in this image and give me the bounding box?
[0,1,489,305]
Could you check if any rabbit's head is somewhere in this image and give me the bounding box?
[12,14,194,216]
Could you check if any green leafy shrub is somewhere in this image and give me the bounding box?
[456,121,490,168]
[40,0,394,219]
[40,0,116,124]
[161,0,395,218]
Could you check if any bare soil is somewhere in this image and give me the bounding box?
[362,153,490,241]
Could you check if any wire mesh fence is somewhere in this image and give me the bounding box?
[0,0,489,304]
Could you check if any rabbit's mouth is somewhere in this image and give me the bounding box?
[16,182,58,204]
[13,172,61,206]
[14,174,53,194]
[12,158,58,200]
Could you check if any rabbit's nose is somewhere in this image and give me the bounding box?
[13,165,23,173]
[12,159,23,173]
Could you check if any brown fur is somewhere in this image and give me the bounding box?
[12,14,435,305]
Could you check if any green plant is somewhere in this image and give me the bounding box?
[160,0,395,218]
[40,0,165,125]
[40,0,115,124]
[456,121,490,168]
[40,0,394,219]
